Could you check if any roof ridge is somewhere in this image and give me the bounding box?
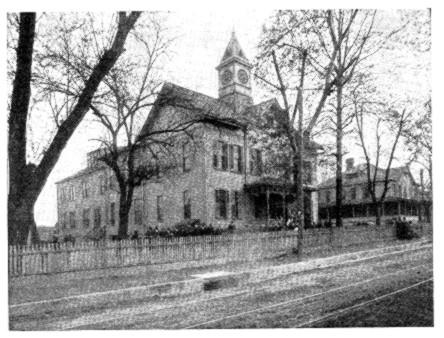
[161,81,236,111]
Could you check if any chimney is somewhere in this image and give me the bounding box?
[346,158,354,171]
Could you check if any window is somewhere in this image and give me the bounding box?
[231,191,240,219]
[326,190,331,204]
[62,212,68,229]
[183,190,191,219]
[183,143,191,172]
[82,181,89,198]
[213,142,219,168]
[229,145,243,173]
[66,186,75,201]
[134,199,143,225]
[109,174,116,190]
[250,149,263,176]
[363,186,371,199]
[69,211,76,229]
[215,189,229,219]
[100,176,107,195]
[303,160,312,184]
[110,202,116,226]
[213,141,228,170]
[82,209,90,228]
[221,143,228,170]
[157,196,163,222]
[350,187,357,200]
[60,188,65,202]
[94,208,101,227]
[229,145,234,171]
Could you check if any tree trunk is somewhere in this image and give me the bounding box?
[375,201,382,226]
[335,84,343,227]
[117,183,135,239]
[8,194,39,245]
[8,13,36,246]
[428,158,433,224]
[118,200,129,239]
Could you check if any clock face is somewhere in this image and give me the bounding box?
[238,69,249,84]
[221,70,233,85]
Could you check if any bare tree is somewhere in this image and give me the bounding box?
[403,99,432,191]
[93,82,237,238]
[90,16,238,237]
[402,99,432,222]
[326,10,378,227]
[254,10,352,256]
[308,10,410,228]
[8,12,141,245]
[354,97,411,226]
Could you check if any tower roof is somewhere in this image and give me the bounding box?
[217,31,252,69]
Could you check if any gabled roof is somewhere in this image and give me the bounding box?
[318,164,415,189]
[139,82,247,138]
[242,98,322,151]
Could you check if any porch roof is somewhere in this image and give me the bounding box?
[244,176,318,194]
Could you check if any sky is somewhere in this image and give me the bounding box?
[29,9,431,227]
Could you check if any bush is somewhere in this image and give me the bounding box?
[84,226,106,242]
[395,220,418,240]
[62,234,76,244]
[324,220,333,228]
[143,219,227,238]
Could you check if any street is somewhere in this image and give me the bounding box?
[9,240,432,329]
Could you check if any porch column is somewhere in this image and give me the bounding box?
[352,205,355,218]
[366,204,369,217]
[266,187,270,226]
[282,192,287,222]
[382,203,385,217]
[397,201,401,216]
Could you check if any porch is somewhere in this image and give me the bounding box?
[319,198,431,222]
[244,177,318,228]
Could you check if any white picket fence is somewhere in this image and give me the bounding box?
[8,225,404,277]
[8,231,298,277]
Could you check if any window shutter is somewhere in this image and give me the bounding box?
[221,143,228,170]
[238,146,243,172]
[229,145,234,170]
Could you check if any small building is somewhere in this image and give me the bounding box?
[318,158,431,224]
[56,32,320,239]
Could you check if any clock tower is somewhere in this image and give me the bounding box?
[216,31,253,112]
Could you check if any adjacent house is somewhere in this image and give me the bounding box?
[56,32,321,239]
[318,158,430,224]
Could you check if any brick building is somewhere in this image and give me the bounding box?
[56,32,320,239]
[318,158,431,224]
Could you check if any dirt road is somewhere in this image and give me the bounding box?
[10,240,432,329]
